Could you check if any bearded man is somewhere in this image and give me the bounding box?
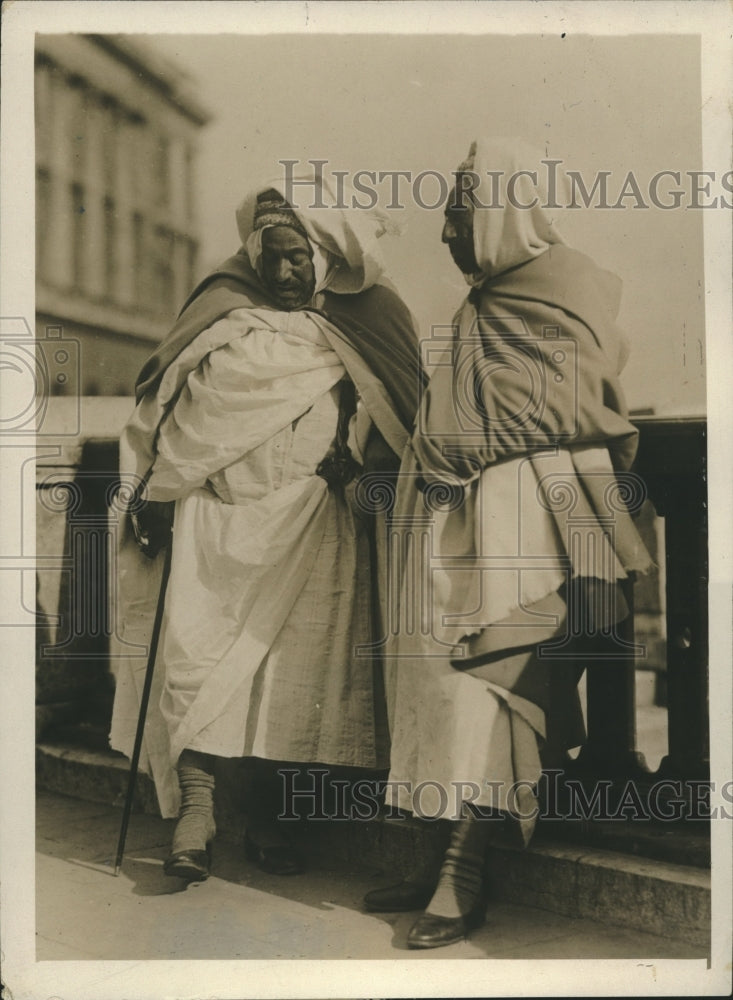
[110,170,423,881]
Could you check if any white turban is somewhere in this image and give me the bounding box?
[236,165,400,295]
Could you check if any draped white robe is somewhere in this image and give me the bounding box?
[110,307,390,817]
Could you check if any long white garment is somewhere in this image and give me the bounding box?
[383,447,597,830]
[110,308,386,816]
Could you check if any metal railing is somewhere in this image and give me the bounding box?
[571,418,708,786]
[36,417,709,824]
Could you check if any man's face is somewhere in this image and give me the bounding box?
[260,226,316,309]
[442,181,479,276]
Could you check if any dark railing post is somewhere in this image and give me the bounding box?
[571,579,647,780]
[36,439,121,744]
[631,418,708,780]
[580,577,648,778]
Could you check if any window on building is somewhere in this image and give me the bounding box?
[104,197,117,301]
[127,116,148,205]
[36,167,51,282]
[71,182,87,291]
[154,226,175,315]
[68,76,89,181]
[34,56,54,167]
[132,211,146,307]
[155,136,171,209]
[101,98,118,197]
[184,145,195,224]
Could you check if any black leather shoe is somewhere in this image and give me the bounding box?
[244,831,304,875]
[163,848,210,882]
[363,880,435,913]
[406,900,486,949]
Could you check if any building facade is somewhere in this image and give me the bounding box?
[35,34,211,395]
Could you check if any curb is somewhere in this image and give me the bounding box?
[36,742,710,948]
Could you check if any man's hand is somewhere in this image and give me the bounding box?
[131,500,174,559]
[315,450,360,492]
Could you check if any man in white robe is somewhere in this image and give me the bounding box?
[110,175,423,880]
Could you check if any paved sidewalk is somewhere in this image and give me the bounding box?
[36,790,705,962]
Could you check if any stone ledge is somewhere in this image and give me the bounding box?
[303,811,710,948]
[37,741,159,816]
[484,840,710,948]
[36,742,710,948]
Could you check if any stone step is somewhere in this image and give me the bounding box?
[36,742,710,949]
[304,813,710,949]
[36,741,160,816]
[487,840,709,948]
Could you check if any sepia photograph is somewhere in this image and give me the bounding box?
[1,1,731,998]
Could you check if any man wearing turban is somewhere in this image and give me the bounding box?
[110,168,423,881]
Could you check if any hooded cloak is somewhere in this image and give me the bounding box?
[384,139,652,837]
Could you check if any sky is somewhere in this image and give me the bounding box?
[146,31,708,416]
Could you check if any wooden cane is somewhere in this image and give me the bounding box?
[114,535,173,876]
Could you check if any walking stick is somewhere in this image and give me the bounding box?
[114,532,173,876]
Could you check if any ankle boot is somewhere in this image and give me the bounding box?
[164,752,216,882]
[407,809,493,949]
